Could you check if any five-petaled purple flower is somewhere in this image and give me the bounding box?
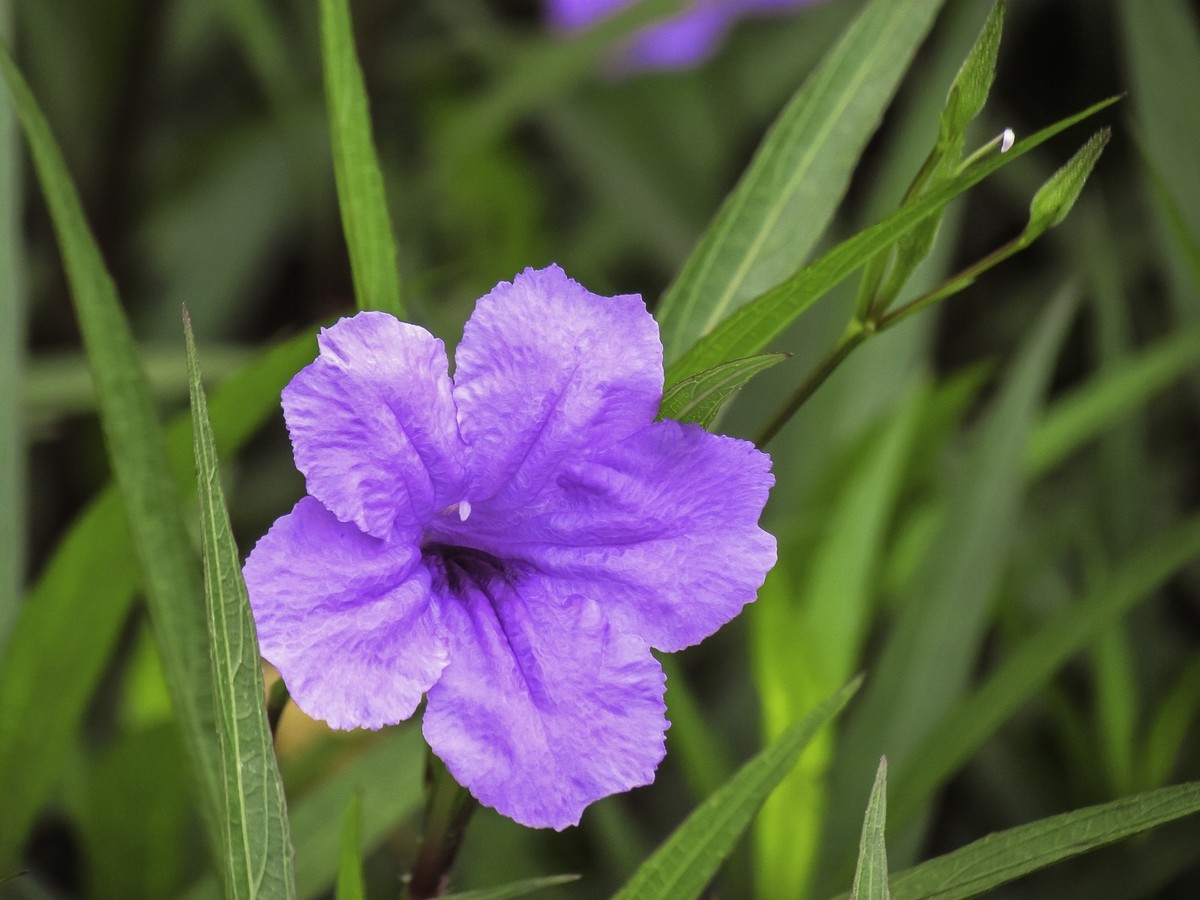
[545,0,821,71]
[244,265,776,829]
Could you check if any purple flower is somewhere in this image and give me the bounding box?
[244,265,775,829]
[545,0,821,70]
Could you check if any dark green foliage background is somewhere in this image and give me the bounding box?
[4,0,1200,897]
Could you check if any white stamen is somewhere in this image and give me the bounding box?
[1000,128,1015,153]
[458,500,472,522]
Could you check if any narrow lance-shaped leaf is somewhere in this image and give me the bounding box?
[185,312,297,900]
[939,1,1005,155]
[821,285,1079,884]
[319,0,403,316]
[824,785,1200,900]
[1025,128,1112,237]
[871,129,1111,331]
[865,1,1005,313]
[335,794,365,900]
[850,757,890,900]
[887,783,1200,900]
[1025,323,1200,476]
[614,678,863,900]
[0,46,223,854]
[182,726,427,900]
[665,94,1120,387]
[887,514,1200,833]
[655,0,949,362]
[0,326,317,867]
[658,353,789,429]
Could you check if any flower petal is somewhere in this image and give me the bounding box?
[282,312,465,542]
[422,571,667,830]
[243,496,449,730]
[453,265,662,506]
[456,420,775,653]
[623,7,732,69]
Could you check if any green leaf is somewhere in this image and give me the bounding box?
[614,678,862,900]
[319,0,402,316]
[887,514,1200,832]
[866,1,1004,312]
[823,285,1078,879]
[1025,128,1111,236]
[1141,653,1200,790]
[850,758,890,900]
[440,875,582,900]
[886,782,1200,899]
[655,0,949,363]
[755,396,920,897]
[658,354,788,428]
[0,0,22,651]
[0,326,317,867]
[0,46,223,855]
[334,794,365,900]
[938,1,1004,152]
[665,95,1119,386]
[1026,323,1200,476]
[185,313,297,899]
[183,727,426,900]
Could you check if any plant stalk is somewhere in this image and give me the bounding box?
[407,751,478,899]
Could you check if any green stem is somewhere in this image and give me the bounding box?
[407,751,478,899]
[755,323,872,447]
[756,231,1034,445]
[876,234,1026,331]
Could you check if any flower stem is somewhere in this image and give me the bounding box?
[755,322,872,447]
[407,751,477,899]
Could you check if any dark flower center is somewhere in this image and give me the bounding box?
[422,541,514,599]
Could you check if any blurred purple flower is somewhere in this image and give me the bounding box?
[244,265,775,829]
[545,0,820,70]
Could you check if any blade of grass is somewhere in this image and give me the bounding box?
[613,678,862,900]
[0,0,22,651]
[655,0,949,362]
[825,784,1200,900]
[319,0,402,316]
[887,514,1200,832]
[755,397,919,898]
[1025,324,1200,476]
[850,758,890,900]
[822,285,1078,878]
[334,794,364,900]
[0,326,318,867]
[0,46,223,854]
[665,96,1119,387]
[887,782,1200,899]
[185,313,297,898]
